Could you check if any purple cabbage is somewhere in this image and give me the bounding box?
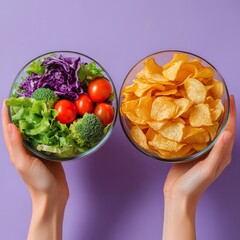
[17,55,83,101]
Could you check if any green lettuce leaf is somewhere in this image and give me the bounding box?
[25,58,45,75]
[78,62,104,84]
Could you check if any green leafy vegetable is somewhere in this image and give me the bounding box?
[78,62,104,84]
[25,58,45,75]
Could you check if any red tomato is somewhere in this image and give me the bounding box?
[94,103,114,126]
[75,94,93,116]
[54,99,77,124]
[88,78,112,102]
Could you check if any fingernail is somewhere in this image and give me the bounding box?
[7,124,13,136]
[223,132,232,144]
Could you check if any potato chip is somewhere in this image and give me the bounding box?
[173,98,193,118]
[211,109,222,121]
[193,67,215,78]
[192,143,208,151]
[157,145,194,159]
[149,133,186,152]
[189,104,212,127]
[148,120,167,132]
[184,126,210,144]
[158,122,185,142]
[144,58,163,74]
[137,68,169,83]
[134,81,165,97]
[145,127,157,141]
[184,78,207,103]
[162,60,183,81]
[205,122,219,140]
[155,89,178,96]
[151,97,177,121]
[121,98,139,114]
[163,53,189,69]
[135,93,153,121]
[130,126,149,150]
[208,99,224,112]
[210,79,224,99]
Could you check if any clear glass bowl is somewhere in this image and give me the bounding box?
[8,51,118,161]
[119,50,230,163]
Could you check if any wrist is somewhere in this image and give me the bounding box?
[163,196,197,240]
[27,194,67,240]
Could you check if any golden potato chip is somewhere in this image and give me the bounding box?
[145,127,157,141]
[121,99,139,114]
[184,126,210,144]
[205,122,219,140]
[135,93,153,121]
[137,68,169,83]
[157,145,194,159]
[192,143,208,151]
[194,67,215,78]
[184,78,207,103]
[190,59,203,70]
[151,97,177,121]
[189,104,212,127]
[162,60,183,81]
[130,126,149,150]
[134,81,165,97]
[175,62,198,83]
[148,120,167,132]
[144,58,162,74]
[163,53,189,69]
[158,122,185,142]
[208,99,224,112]
[125,112,147,125]
[173,98,193,118]
[210,79,224,99]
[211,109,222,121]
[155,89,178,96]
[149,133,186,152]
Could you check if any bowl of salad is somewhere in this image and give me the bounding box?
[6,51,118,161]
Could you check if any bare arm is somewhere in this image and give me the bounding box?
[2,102,69,240]
[162,95,236,240]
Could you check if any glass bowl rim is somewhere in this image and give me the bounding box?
[8,50,119,161]
[119,49,230,163]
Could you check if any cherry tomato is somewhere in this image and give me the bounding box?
[75,94,93,116]
[88,78,112,102]
[94,103,114,126]
[54,99,77,124]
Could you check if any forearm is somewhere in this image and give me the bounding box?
[162,196,197,240]
[27,195,67,240]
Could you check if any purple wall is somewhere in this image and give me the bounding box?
[0,0,239,239]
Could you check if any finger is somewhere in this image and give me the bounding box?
[2,101,13,157]
[224,95,236,150]
[205,95,236,175]
[6,123,30,170]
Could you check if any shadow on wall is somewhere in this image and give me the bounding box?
[71,121,170,240]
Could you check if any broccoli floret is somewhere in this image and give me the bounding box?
[70,113,104,148]
[31,88,59,106]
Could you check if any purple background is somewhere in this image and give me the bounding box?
[0,0,239,239]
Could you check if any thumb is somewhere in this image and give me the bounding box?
[205,130,233,177]
[6,123,31,171]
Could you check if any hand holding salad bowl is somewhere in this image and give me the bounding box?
[6,51,118,161]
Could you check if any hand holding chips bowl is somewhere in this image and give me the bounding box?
[119,51,230,163]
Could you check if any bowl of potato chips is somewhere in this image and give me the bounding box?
[119,50,230,162]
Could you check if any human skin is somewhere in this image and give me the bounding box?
[2,101,69,240]
[162,95,236,240]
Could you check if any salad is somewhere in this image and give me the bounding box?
[6,53,116,159]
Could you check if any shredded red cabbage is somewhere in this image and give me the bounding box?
[17,55,83,101]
